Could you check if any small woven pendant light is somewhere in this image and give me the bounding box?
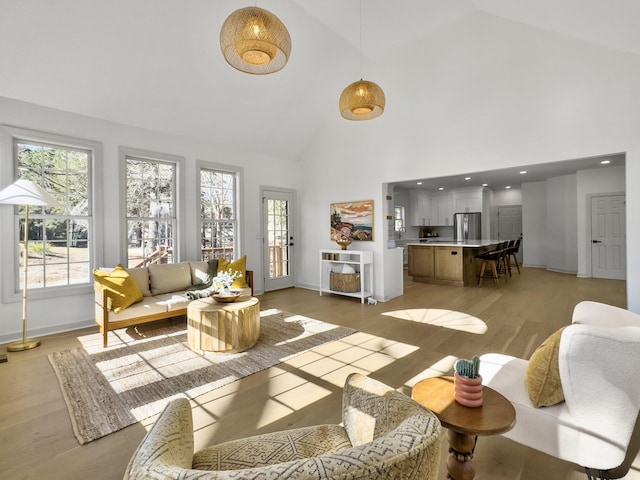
[220,6,291,75]
[339,79,385,120]
[339,1,385,120]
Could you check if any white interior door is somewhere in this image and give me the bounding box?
[262,189,295,291]
[591,195,626,280]
[497,205,523,261]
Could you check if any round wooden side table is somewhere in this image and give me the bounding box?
[412,376,516,480]
[187,296,260,353]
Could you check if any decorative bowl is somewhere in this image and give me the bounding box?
[212,293,241,303]
[335,237,352,250]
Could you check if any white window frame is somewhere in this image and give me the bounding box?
[120,147,185,266]
[394,205,406,232]
[0,125,103,303]
[196,160,244,262]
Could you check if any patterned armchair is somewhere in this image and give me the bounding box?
[123,373,443,479]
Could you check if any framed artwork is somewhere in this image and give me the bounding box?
[330,200,374,241]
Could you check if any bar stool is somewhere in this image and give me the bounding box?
[506,238,521,274]
[476,242,508,288]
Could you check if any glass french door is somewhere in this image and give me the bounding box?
[262,189,295,291]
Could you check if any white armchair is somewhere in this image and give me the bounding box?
[479,301,640,479]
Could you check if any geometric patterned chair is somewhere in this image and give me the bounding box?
[123,373,443,479]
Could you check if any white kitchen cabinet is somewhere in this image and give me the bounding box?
[409,189,431,226]
[432,192,455,226]
[319,249,373,304]
[453,187,483,213]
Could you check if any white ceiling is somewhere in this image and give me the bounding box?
[1,0,639,161]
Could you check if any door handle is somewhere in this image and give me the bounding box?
[592,240,602,243]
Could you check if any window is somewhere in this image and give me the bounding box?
[394,205,405,232]
[199,165,240,261]
[125,155,177,267]
[10,136,93,291]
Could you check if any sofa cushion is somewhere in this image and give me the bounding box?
[149,262,192,295]
[126,266,152,297]
[217,256,249,289]
[155,292,191,312]
[525,327,566,407]
[192,424,352,471]
[94,264,143,313]
[190,259,217,285]
[106,297,169,322]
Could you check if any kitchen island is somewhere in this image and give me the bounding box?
[407,240,500,286]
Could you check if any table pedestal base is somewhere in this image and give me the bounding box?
[446,430,477,480]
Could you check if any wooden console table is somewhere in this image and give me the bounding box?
[187,296,260,353]
[412,376,515,479]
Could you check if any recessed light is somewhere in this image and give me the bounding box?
[438,187,444,191]
[417,181,423,185]
[464,177,471,181]
[482,183,488,187]
[600,160,611,165]
[519,170,527,174]
[505,186,511,189]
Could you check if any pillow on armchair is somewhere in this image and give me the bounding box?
[525,327,566,407]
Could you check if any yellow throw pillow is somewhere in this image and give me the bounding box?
[94,264,144,313]
[217,256,249,289]
[525,327,567,407]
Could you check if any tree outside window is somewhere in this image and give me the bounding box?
[15,140,92,289]
[126,157,176,267]
[200,168,237,261]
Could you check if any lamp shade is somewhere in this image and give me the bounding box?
[220,6,291,75]
[339,79,386,121]
[0,179,61,207]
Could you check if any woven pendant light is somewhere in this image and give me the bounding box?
[220,6,291,75]
[339,79,385,120]
[339,1,385,120]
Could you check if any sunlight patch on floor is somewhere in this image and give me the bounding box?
[404,355,458,388]
[382,308,488,334]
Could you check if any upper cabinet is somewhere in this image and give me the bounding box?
[431,191,455,226]
[453,187,483,213]
[409,189,432,226]
[407,187,484,226]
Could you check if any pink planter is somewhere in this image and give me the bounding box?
[454,372,483,407]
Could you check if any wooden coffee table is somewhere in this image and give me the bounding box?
[412,376,515,480]
[187,296,260,353]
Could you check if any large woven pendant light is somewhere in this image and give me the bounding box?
[339,0,385,120]
[220,6,291,75]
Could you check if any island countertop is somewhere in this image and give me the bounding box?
[406,240,501,248]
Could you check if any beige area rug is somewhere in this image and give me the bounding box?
[48,309,355,445]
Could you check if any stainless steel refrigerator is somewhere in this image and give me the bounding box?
[453,212,482,241]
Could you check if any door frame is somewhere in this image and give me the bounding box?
[260,186,297,292]
[587,192,626,279]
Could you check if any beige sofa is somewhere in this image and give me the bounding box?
[123,373,442,480]
[95,261,253,347]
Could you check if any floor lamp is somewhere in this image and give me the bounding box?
[0,179,62,352]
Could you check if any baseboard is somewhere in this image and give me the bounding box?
[0,319,95,345]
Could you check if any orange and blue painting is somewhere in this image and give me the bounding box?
[330,200,374,241]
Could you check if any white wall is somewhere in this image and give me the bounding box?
[522,182,548,267]
[546,175,578,274]
[296,12,640,312]
[0,97,298,341]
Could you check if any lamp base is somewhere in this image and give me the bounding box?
[7,338,41,352]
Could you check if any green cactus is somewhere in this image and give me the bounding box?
[454,355,481,379]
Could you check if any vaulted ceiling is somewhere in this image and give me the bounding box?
[1,0,639,161]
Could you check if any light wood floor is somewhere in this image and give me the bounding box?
[0,267,635,480]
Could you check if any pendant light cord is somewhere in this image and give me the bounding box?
[359,0,363,80]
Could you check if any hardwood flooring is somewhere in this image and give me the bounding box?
[0,267,634,479]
